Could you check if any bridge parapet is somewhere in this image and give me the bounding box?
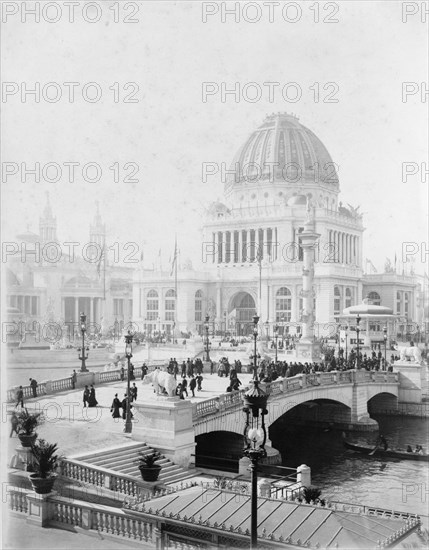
[193,370,399,424]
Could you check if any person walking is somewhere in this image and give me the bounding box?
[120,364,125,381]
[71,370,77,389]
[189,376,197,397]
[29,378,38,398]
[141,362,148,380]
[83,385,90,408]
[196,374,203,391]
[88,385,98,407]
[9,412,19,437]
[210,360,214,375]
[121,394,133,419]
[15,386,24,408]
[131,382,138,402]
[110,393,122,418]
[181,377,188,397]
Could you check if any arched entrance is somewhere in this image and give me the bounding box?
[229,292,256,336]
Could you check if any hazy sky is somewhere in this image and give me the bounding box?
[2,1,428,273]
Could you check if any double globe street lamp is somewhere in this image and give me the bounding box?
[204,314,211,362]
[356,314,361,369]
[383,326,388,370]
[242,313,269,549]
[124,331,133,434]
[78,312,89,372]
[274,324,279,363]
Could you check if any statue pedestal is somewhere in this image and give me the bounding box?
[132,397,195,468]
[394,360,426,403]
[295,340,321,363]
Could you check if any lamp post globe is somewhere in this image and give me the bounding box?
[78,312,89,372]
[204,314,211,362]
[356,314,361,369]
[383,326,388,370]
[274,324,279,363]
[243,314,269,549]
[124,331,133,434]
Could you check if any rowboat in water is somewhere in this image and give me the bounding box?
[343,439,429,461]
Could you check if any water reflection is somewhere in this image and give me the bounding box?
[271,416,429,518]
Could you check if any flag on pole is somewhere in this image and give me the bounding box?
[96,246,105,279]
[170,236,178,277]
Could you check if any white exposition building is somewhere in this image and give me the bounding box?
[134,113,378,338]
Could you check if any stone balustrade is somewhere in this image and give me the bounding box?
[6,362,162,402]
[192,370,399,422]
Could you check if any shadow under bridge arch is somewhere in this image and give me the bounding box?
[195,430,245,473]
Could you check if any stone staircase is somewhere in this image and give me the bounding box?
[72,442,197,485]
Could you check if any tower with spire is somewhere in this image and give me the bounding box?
[90,201,106,248]
[39,192,58,243]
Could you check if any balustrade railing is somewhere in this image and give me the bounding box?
[7,362,167,402]
[51,377,73,392]
[8,488,29,514]
[192,370,400,421]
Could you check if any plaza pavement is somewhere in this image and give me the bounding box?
[7,372,254,462]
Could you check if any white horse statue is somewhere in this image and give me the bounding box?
[142,369,177,397]
[398,346,422,364]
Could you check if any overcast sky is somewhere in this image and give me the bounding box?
[2,1,428,274]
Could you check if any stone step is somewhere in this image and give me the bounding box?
[73,442,148,462]
[71,442,196,486]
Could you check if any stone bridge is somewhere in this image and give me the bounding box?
[133,370,399,467]
[192,370,399,437]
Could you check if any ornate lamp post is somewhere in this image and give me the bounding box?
[242,313,268,549]
[124,331,133,433]
[383,326,388,370]
[356,314,361,369]
[78,312,89,372]
[274,324,279,363]
[265,320,270,342]
[345,324,349,363]
[204,314,211,362]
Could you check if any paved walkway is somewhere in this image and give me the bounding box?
[7,373,253,460]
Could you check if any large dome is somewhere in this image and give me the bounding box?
[226,113,339,193]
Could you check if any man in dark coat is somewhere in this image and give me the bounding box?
[189,376,197,397]
[29,378,38,398]
[83,385,90,407]
[15,386,24,408]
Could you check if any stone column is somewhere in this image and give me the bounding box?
[295,215,321,362]
[238,229,243,263]
[90,298,94,324]
[74,297,79,324]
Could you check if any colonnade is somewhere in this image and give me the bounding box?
[328,230,359,265]
[212,227,278,264]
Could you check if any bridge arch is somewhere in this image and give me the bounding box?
[367,391,398,415]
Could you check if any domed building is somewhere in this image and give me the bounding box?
[134,113,373,339]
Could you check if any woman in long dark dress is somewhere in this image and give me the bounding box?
[88,385,98,407]
[110,394,121,418]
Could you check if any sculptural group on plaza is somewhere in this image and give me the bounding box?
[142,369,177,397]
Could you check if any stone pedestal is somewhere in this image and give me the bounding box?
[26,491,55,527]
[10,446,35,471]
[297,464,311,488]
[394,361,426,403]
[132,397,195,468]
[296,340,321,363]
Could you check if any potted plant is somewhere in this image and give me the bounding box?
[137,451,162,482]
[16,408,43,447]
[29,439,61,494]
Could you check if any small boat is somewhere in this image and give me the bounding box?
[343,439,429,461]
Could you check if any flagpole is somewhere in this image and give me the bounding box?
[175,235,178,337]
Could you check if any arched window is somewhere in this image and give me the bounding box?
[276,287,292,322]
[165,289,176,321]
[334,286,341,316]
[368,291,380,306]
[195,290,203,322]
[396,291,402,315]
[345,287,352,308]
[146,290,158,320]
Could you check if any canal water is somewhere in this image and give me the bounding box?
[271,415,429,520]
